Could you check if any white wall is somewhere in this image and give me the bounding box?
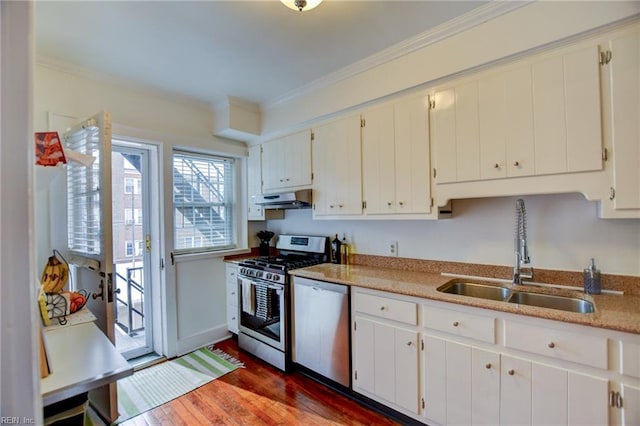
[266,193,640,277]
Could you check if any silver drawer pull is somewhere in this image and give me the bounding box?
[406,341,413,346]
[452,321,459,327]
[508,369,515,376]
[485,363,492,369]
[380,306,386,311]
[548,342,555,349]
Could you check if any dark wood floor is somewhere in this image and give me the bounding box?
[121,337,399,425]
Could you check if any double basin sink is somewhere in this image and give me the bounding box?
[437,281,595,314]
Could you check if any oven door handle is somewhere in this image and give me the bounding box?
[242,278,284,291]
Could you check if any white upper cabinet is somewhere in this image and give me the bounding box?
[432,44,603,184]
[262,129,312,192]
[608,29,640,211]
[247,145,265,220]
[362,94,432,215]
[311,115,362,217]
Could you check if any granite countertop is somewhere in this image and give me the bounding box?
[289,263,640,335]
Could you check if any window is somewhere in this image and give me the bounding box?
[173,150,235,252]
[124,177,140,194]
[135,240,144,256]
[124,208,134,225]
[66,121,101,256]
[125,241,134,257]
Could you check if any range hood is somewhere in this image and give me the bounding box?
[253,189,312,209]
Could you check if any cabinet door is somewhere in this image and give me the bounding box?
[501,355,532,426]
[472,348,500,426]
[455,81,481,182]
[609,31,640,210]
[262,130,311,191]
[533,46,602,175]
[394,94,431,214]
[362,104,396,214]
[247,145,264,220]
[531,363,567,426]
[312,115,362,216]
[446,341,472,425]
[353,316,419,414]
[620,383,640,426]
[568,372,608,426]
[423,335,447,425]
[479,73,507,179]
[395,327,420,414]
[353,315,375,394]
[504,66,535,177]
[261,137,284,191]
[432,89,458,184]
[287,130,312,187]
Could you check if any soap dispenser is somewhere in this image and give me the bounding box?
[583,258,601,295]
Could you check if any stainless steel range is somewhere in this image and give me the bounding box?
[237,234,329,371]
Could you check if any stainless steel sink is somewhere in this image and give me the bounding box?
[437,280,595,314]
[437,281,511,301]
[507,291,595,313]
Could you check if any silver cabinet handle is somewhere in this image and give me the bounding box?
[494,163,500,169]
[485,363,492,369]
[452,321,459,327]
[508,369,515,376]
[380,306,386,311]
[610,391,616,407]
[513,161,520,167]
[548,342,555,349]
[406,341,413,346]
[616,392,623,408]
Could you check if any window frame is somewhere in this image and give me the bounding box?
[171,149,238,255]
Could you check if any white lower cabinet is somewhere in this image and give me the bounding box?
[352,289,420,415]
[351,288,638,426]
[353,315,420,414]
[225,263,238,333]
[423,335,500,426]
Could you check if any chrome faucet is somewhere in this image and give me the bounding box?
[513,198,533,284]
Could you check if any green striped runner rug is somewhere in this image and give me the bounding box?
[115,347,243,424]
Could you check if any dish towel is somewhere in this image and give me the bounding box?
[241,278,255,315]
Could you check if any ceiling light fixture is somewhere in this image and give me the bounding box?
[280,0,323,12]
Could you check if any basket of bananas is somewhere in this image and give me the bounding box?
[38,250,90,326]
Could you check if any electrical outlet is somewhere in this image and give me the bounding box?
[387,241,398,257]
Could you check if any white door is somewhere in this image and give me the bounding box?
[64,111,119,422]
[112,143,156,360]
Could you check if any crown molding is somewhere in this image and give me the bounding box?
[264,0,532,108]
[36,55,213,111]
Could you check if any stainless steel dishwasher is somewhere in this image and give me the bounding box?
[292,276,350,387]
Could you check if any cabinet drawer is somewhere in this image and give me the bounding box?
[226,265,238,283]
[354,292,417,325]
[226,306,238,334]
[423,305,495,343]
[226,281,238,308]
[504,320,607,369]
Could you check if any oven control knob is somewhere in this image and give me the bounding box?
[265,273,272,280]
[257,271,263,279]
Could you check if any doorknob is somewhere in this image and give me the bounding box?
[92,280,105,300]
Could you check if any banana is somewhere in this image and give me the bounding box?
[41,251,69,293]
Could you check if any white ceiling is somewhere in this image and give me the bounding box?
[35,1,490,108]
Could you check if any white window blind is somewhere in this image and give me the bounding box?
[66,122,102,256]
[173,150,236,252]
